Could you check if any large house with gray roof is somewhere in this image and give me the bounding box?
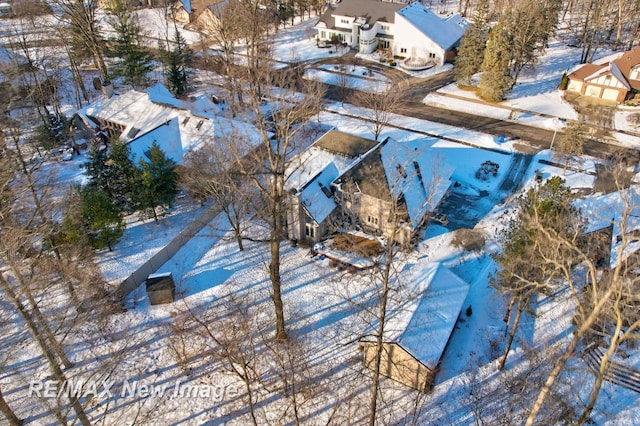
[285,129,453,246]
[315,0,467,66]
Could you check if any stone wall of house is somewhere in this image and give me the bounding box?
[361,341,434,392]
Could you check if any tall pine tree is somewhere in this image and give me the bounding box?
[84,144,112,197]
[107,0,152,87]
[84,139,138,212]
[134,142,178,222]
[454,0,490,86]
[106,139,138,212]
[478,21,514,102]
[79,186,125,251]
[163,26,192,97]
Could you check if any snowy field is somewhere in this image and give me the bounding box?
[3,3,640,425]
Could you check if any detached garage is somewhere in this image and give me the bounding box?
[360,263,470,392]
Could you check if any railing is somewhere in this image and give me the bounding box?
[582,343,640,393]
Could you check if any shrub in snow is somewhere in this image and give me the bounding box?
[475,160,499,181]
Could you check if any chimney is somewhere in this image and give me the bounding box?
[101,80,114,99]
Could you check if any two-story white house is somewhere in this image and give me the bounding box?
[315,0,467,66]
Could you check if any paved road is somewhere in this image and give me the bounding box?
[292,55,639,162]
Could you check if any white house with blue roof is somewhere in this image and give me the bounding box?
[315,0,467,66]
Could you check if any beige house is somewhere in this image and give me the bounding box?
[567,46,640,103]
[361,263,471,391]
[286,129,378,243]
[286,132,453,246]
[174,0,225,32]
[334,137,453,246]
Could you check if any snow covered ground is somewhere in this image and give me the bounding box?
[3,4,640,425]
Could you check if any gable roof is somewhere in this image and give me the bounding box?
[380,139,454,229]
[77,84,213,163]
[299,162,340,225]
[569,63,607,82]
[317,0,405,29]
[569,46,640,90]
[396,2,467,50]
[286,129,378,192]
[382,263,470,369]
[613,45,640,90]
[340,138,454,230]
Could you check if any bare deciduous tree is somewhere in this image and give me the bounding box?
[355,83,404,142]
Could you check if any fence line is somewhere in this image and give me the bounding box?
[115,205,220,301]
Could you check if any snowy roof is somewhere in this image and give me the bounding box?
[127,117,181,164]
[0,46,27,66]
[179,0,192,13]
[575,186,640,267]
[380,138,454,229]
[78,85,214,163]
[300,162,340,224]
[397,3,466,50]
[286,129,378,191]
[146,83,189,110]
[384,263,470,369]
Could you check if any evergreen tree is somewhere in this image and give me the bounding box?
[106,138,138,212]
[478,21,514,102]
[84,139,138,212]
[454,0,490,85]
[163,26,192,97]
[493,177,583,370]
[84,144,112,197]
[79,186,125,251]
[107,0,152,87]
[133,142,178,222]
[58,186,90,249]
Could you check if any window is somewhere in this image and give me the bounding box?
[367,216,379,226]
[305,224,315,239]
[381,25,389,31]
[340,18,350,24]
[429,52,436,58]
[195,120,204,130]
[321,31,326,39]
[400,48,407,54]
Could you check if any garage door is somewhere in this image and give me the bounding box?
[602,88,621,102]
[585,85,601,98]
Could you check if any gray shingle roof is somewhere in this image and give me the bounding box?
[317,0,405,29]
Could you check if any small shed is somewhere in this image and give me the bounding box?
[146,272,176,305]
[361,263,470,391]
